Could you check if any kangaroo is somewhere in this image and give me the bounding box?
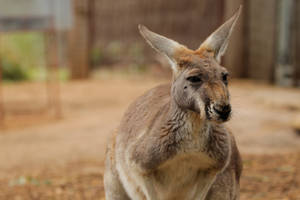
[104,7,243,200]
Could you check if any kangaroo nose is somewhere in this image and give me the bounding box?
[213,104,231,121]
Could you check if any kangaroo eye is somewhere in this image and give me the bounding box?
[187,76,202,83]
[222,73,229,84]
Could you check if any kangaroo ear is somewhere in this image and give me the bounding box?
[197,6,242,63]
[138,24,185,72]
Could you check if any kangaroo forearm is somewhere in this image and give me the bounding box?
[131,136,176,172]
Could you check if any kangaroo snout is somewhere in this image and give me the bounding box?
[213,104,231,121]
[205,102,231,122]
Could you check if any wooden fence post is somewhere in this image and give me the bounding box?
[296,0,300,86]
[275,0,295,86]
[0,34,4,128]
[0,52,3,127]
[69,0,90,79]
[45,30,62,118]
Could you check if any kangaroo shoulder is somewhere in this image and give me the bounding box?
[117,84,171,144]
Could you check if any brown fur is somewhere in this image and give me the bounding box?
[104,83,242,200]
[104,7,243,200]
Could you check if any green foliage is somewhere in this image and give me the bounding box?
[9,176,52,187]
[0,32,71,82]
[92,41,147,74]
[1,32,45,69]
[91,41,124,66]
[128,43,146,73]
[1,58,29,81]
[91,48,103,66]
[0,32,46,81]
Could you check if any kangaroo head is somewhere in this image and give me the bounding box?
[139,7,241,123]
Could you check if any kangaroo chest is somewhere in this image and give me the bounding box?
[150,152,217,200]
[148,126,230,200]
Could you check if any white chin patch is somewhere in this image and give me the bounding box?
[209,104,219,120]
[210,104,215,115]
[196,98,205,119]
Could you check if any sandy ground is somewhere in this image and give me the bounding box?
[0,76,300,199]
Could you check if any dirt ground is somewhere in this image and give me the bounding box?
[0,75,300,200]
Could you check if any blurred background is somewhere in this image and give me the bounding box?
[0,0,299,199]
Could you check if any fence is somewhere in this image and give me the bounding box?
[69,0,300,86]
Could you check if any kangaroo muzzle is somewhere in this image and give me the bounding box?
[205,101,231,123]
[213,104,231,121]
